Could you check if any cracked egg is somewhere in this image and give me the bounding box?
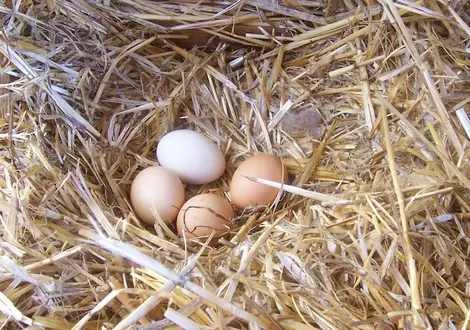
[176,193,234,244]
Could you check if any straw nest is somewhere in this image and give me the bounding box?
[1,0,470,329]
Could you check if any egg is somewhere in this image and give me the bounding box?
[176,193,234,243]
[130,166,185,225]
[230,154,288,209]
[156,130,226,184]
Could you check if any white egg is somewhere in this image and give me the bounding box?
[156,129,226,184]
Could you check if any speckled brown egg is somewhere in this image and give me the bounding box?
[230,154,288,209]
[176,193,233,243]
[130,166,185,225]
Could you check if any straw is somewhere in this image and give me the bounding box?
[1,0,470,329]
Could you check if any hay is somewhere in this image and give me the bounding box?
[0,0,469,329]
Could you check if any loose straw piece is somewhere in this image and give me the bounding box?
[243,176,350,204]
[164,308,203,330]
[248,0,326,25]
[329,55,386,78]
[380,105,423,326]
[0,291,33,326]
[456,108,470,140]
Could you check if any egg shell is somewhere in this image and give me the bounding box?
[230,154,288,209]
[156,130,226,184]
[177,193,234,243]
[130,166,185,225]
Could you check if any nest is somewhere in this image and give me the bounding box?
[1,0,470,329]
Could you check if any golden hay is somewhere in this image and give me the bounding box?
[0,0,470,329]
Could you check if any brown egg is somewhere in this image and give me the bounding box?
[176,193,234,243]
[230,154,288,209]
[130,166,185,225]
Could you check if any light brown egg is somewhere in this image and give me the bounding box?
[176,193,234,244]
[230,154,288,209]
[130,166,185,225]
